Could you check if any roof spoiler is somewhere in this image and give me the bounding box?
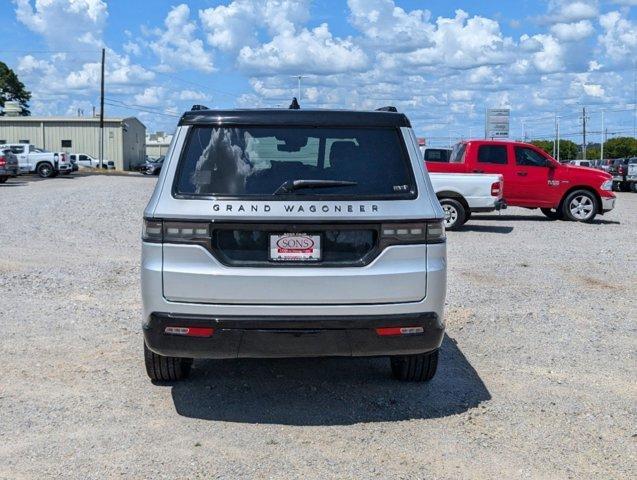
[191,104,210,111]
[375,106,398,112]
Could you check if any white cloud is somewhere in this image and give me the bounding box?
[178,90,211,101]
[134,87,166,106]
[199,0,310,52]
[150,4,214,73]
[123,41,141,56]
[530,34,565,73]
[14,0,107,48]
[545,1,598,23]
[347,0,433,51]
[598,11,637,61]
[238,23,368,75]
[550,20,595,41]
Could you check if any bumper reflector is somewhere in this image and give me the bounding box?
[164,326,215,337]
[375,326,424,336]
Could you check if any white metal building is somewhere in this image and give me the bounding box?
[145,131,173,158]
[0,116,146,170]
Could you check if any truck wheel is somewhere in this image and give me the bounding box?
[144,342,192,382]
[619,182,631,192]
[540,208,563,220]
[0,176,8,184]
[37,162,54,178]
[390,350,438,382]
[439,198,466,230]
[562,190,598,222]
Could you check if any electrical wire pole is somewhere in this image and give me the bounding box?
[581,106,587,160]
[292,75,306,103]
[99,48,105,170]
[556,116,560,162]
[600,109,605,161]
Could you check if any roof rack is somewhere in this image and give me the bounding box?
[375,106,398,112]
[190,104,210,111]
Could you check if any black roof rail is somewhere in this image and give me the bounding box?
[191,104,210,111]
[375,106,398,112]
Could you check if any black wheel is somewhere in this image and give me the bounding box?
[439,198,466,230]
[37,162,54,178]
[619,182,631,192]
[540,207,563,220]
[390,350,439,382]
[562,190,598,222]
[144,342,192,382]
[0,176,8,184]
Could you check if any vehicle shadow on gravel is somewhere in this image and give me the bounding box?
[455,225,514,234]
[170,335,490,425]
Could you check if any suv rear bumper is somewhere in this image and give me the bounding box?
[143,312,444,359]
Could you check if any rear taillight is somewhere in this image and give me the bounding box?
[142,219,210,247]
[490,181,502,197]
[376,326,424,336]
[0,156,5,167]
[380,220,445,246]
[164,326,214,337]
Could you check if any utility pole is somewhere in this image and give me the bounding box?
[291,75,306,103]
[600,109,605,161]
[99,48,105,169]
[581,106,587,160]
[556,116,560,162]
[522,120,527,142]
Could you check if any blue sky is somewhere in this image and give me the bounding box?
[1,0,636,146]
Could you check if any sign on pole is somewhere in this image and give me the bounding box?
[485,108,510,139]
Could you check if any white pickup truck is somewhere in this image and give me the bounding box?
[0,143,72,178]
[429,173,506,230]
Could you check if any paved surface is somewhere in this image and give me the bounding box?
[0,174,635,479]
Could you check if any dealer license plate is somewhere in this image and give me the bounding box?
[269,233,321,262]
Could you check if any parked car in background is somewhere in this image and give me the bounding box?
[429,172,505,229]
[608,157,637,192]
[0,143,72,178]
[0,148,19,183]
[141,155,164,175]
[426,139,615,222]
[568,160,592,167]
[142,106,447,383]
[421,147,451,162]
[69,153,114,170]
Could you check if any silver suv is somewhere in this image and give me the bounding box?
[141,107,447,382]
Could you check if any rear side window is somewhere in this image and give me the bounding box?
[174,126,415,198]
[424,149,450,162]
[478,145,507,164]
[515,147,547,167]
[449,143,466,163]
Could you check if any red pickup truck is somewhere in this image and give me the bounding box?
[426,140,616,222]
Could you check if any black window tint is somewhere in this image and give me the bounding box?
[10,146,24,154]
[478,145,507,164]
[425,149,450,162]
[79,155,88,160]
[61,140,72,148]
[515,147,547,167]
[175,126,415,198]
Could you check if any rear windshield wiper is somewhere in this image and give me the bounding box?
[273,179,358,195]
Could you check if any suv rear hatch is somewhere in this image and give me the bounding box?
[159,122,437,305]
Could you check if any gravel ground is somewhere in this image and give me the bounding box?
[0,174,635,479]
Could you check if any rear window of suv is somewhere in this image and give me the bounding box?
[174,126,416,198]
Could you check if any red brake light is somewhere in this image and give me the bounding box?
[164,326,214,337]
[0,156,5,167]
[490,181,502,197]
[376,326,424,336]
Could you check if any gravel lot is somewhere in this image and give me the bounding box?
[0,174,635,479]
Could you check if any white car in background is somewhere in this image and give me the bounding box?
[69,153,114,169]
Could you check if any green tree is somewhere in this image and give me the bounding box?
[603,137,637,159]
[585,147,600,160]
[530,139,579,161]
[0,61,31,115]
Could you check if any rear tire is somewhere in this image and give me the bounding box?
[562,190,598,222]
[144,342,192,382]
[0,176,8,183]
[540,207,563,220]
[439,198,466,230]
[390,350,439,382]
[37,162,54,178]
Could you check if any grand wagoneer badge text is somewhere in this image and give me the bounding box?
[212,203,380,213]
